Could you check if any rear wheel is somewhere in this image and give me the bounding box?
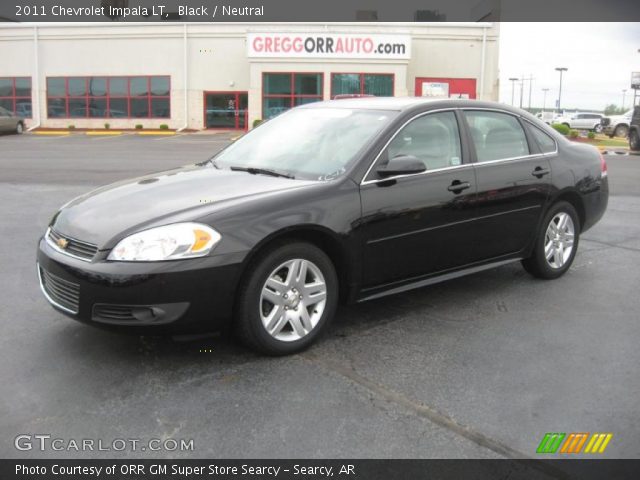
[630,129,640,151]
[234,242,338,355]
[522,201,580,279]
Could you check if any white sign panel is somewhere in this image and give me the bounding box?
[632,72,640,89]
[247,33,411,60]
[422,82,449,98]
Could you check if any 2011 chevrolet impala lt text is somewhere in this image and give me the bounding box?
[37,98,609,355]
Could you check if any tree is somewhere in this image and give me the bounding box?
[604,104,627,115]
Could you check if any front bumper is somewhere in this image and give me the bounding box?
[37,237,245,334]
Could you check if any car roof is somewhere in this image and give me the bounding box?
[301,97,529,115]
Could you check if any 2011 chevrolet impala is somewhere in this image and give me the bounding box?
[37,98,608,355]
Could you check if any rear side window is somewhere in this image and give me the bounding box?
[464,111,530,162]
[529,125,557,154]
[382,111,462,171]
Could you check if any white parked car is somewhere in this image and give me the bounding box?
[601,109,633,138]
[555,112,604,132]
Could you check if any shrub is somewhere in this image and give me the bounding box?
[569,129,579,139]
[252,119,263,128]
[135,124,143,130]
[551,123,570,135]
[104,122,110,130]
[587,131,596,140]
[159,124,169,130]
[68,125,75,130]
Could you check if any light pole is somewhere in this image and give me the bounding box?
[519,76,525,108]
[622,89,627,110]
[542,88,549,111]
[555,67,568,113]
[509,78,519,106]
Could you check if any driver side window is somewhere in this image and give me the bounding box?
[381,111,462,172]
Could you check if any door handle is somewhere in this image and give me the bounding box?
[447,180,471,193]
[532,166,550,178]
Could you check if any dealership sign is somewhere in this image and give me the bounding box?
[247,33,411,59]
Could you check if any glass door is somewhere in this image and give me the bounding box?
[204,92,248,130]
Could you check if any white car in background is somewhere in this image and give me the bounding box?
[601,109,632,138]
[555,112,604,132]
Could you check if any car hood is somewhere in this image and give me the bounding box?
[52,164,316,248]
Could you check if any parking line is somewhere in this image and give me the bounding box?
[32,131,70,136]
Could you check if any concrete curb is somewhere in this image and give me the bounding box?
[136,131,176,136]
[33,131,70,136]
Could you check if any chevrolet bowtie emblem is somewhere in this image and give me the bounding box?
[56,237,69,249]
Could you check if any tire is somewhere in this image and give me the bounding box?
[594,124,603,133]
[234,242,338,355]
[522,201,580,280]
[629,129,640,151]
[15,122,24,134]
[613,124,629,138]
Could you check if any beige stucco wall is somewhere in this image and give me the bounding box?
[0,23,499,130]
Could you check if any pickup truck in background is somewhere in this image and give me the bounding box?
[601,109,633,138]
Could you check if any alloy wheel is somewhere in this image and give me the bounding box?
[259,258,327,342]
[544,212,575,269]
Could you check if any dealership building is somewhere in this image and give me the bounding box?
[0,22,499,130]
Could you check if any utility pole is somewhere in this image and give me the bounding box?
[542,88,549,111]
[519,75,524,109]
[622,89,627,110]
[509,77,519,106]
[555,67,568,113]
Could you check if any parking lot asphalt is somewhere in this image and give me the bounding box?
[1,133,639,461]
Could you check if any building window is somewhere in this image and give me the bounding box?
[0,77,32,118]
[262,73,323,119]
[46,76,170,118]
[331,73,394,98]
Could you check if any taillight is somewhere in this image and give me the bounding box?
[600,152,607,177]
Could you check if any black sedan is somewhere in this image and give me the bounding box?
[37,98,609,355]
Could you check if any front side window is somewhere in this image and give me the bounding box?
[212,107,396,180]
[262,73,323,119]
[46,76,170,118]
[378,111,462,172]
[0,77,32,118]
[464,111,530,162]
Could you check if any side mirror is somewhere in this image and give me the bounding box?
[377,155,426,178]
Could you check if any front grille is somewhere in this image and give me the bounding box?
[601,118,611,127]
[47,228,98,261]
[39,266,80,314]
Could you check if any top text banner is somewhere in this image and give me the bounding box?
[247,34,411,60]
[2,0,640,21]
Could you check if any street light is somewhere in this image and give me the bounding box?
[542,88,549,111]
[622,89,627,109]
[509,78,519,106]
[555,67,568,112]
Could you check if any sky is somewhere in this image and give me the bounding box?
[499,22,640,112]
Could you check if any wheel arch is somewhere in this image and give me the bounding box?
[237,225,354,304]
[550,189,586,230]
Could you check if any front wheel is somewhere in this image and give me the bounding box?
[613,124,629,138]
[234,242,338,355]
[594,124,603,133]
[522,201,580,279]
[15,122,24,134]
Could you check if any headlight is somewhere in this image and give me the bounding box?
[108,223,221,261]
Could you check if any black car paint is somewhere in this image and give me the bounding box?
[37,99,609,334]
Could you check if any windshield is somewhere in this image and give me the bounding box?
[210,107,396,180]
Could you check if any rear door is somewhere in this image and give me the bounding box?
[462,109,552,260]
[0,106,12,131]
[359,110,478,289]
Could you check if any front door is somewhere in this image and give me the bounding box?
[204,92,248,130]
[359,110,478,290]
